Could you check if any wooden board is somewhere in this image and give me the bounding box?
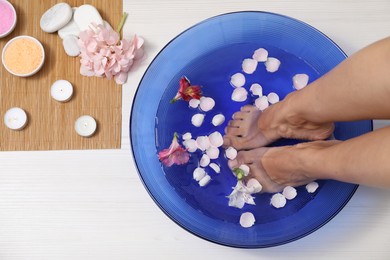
[0,0,122,151]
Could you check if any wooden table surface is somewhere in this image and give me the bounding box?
[1,0,390,259]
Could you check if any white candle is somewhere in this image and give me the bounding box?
[51,79,73,102]
[4,107,28,130]
[74,115,97,137]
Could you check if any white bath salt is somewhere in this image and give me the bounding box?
[282,186,297,200]
[270,193,287,208]
[252,48,268,62]
[182,132,192,140]
[196,136,211,151]
[193,167,206,181]
[239,164,250,176]
[293,73,309,90]
[189,98,200,108]
[225,146,238,160]
[250,83,263,96]
[191,113,205,127]
[255,96,269,111]
[209,131,223,148]
[231,87,248,102]
[199,175,211,187]
[200,154,211,167]
[209,163,221,173]
[240,212,256,228]
[230,73,245,88]
[265,57,281,73]
[267,92,280,104]
[246,178,263,194]
[306,181,319,193]
[183,139,197,153]
[206,147,220,160]
[200,97,215,112]
[212,114,225,126]
[242,58,258,74]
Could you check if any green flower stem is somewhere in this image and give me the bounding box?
[117,12,128,34]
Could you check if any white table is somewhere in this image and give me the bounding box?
[1,1,390,259]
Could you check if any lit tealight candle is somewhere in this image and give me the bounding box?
[75,115,97,137]
[51,79,73,102]
[4,107,28,130]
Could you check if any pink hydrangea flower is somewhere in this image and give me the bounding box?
[158,133,190,167]
[78,23,144,84]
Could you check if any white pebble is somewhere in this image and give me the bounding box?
[239,212,256,228]
[255,96,269,111]
[212,114,225,126]
[225,146,238,160]
[206,147,220,160]
[230,73,245,88]
[239,164,250,176]
[246,178,263,194]
[209,131,223,147]
[209,163,221,173]
[231,87,248,102]
[200,97,215,112]
[196,136,211,151]
[293,73,309,90]
[265,57,281,73]
[306,181,319,193]
[58,8,80,39]
[267,92,279,104]
[62,35,80,56]
[242,58,258,74]
[250,83,263,96]
[183,139,197,153]
[189,98,200,109]
[191,113,205,127]
[40,3,73,33]
[270,193,287,208]
[182,132,192,140]
[193,167,206,181]
[73,4,104,31]
[252,48,268,62]
[199,175,211,187]
[200,154,211,167]
[282,186,297,200]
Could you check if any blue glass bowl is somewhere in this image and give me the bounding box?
[130,11,372,248]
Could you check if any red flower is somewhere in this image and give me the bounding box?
[158,133,190,167]
[170,77,202,103]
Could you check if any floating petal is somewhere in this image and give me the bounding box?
[230,73,245,88]
[240,212,256,228]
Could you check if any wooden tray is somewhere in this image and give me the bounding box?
[0,0,122,151]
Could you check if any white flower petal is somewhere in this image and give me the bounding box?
[293,73,309,90]
[231,87,248,102]
[182,132,192,140]
[196,136,211,151]
[240,212,256,228]
[255,96,269,111]
[225,146,238,160]
[252,48,268,62]
[189,98,200,108]
[239,164,250,176]
[282,186,297,200]
[212,114,225,126]
[265,57,281,73]
[246,178,263,194]
[199,97,215,112]
[200,154,211,167]
[209,131,223,148]
[267,92,280,104]
[191,113,205,127]
[270,193,287,208]
[193,167,206,181]
[183,139,197,153]
[206,146,220,160]
[250,83,263,96]
[230,73,245,88]
[199,175,211,187]
[306,181,319,193]
[209,163,221,173]
[242,58,258,74]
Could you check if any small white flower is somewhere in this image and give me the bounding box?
[242,58,258,74]
[230,72,246,88]
[250,83,263,96]
[212,114,225,126]
[265,57,281,73]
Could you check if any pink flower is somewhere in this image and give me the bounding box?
[78,22,144,84]
[170,77,202,103]
[158,133,190,167]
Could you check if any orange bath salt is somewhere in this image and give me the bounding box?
[3,38,43,75]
